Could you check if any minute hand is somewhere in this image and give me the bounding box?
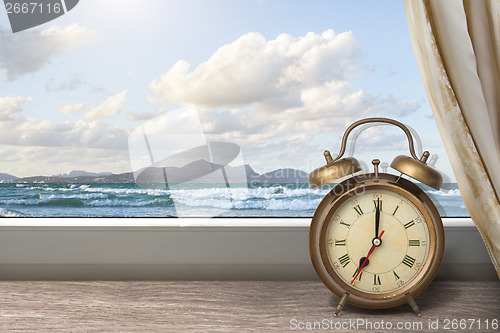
[351,230,385,284]
[375,197,380,239]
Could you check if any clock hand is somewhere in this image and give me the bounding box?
[359,256,369,269]
[351,230,385,284]
[374,197,380,241]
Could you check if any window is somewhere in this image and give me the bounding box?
[0,0,468,219]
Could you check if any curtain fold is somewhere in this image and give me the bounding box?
[404,0,500,278]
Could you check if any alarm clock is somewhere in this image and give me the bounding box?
[308,118,445,317]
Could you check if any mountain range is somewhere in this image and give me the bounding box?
[0,160,309,185]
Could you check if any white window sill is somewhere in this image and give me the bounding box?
[0,216,474,228]
[0,217,495,281]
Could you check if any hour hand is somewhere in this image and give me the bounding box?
[359,256,369,269]
[351,230,385,284]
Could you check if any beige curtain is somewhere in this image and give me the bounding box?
[404,0,500,278]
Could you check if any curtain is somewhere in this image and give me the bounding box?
[404,0,500,278]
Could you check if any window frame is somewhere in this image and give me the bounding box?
[0,217,496,281]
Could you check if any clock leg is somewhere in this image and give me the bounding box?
[405,293,422,317]
[333,292,350,317]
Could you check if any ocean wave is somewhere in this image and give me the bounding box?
[86,198,170,207]
[0,197,88,206]
[80,185,328,201]
[83,187,170,196]
[174,197,322,211]
[0,198,49,205]
[39,193,108,200]
[0,208,22,217]
[24,184,90,192]
[0,197,171,207]
[169,186,329,201]
[26,186,57,191]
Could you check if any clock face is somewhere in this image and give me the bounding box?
[325,188,430,294]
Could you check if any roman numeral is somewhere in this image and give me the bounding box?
[402,255,416,268]
[339,220,351,228]
[335,239,346,246]
[352,269,363,281]
[393,270,400,280]
[404,220,415,229]
[373,274,381,285]
[373,200,382,211]
[408,239,420,247]
[338,254,351,267]
[353,205,363,216]
[392,205,399,216]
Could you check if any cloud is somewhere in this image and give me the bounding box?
[0,95,129,150]
[83,91,127,120]
[45,73,110,95]
[198,82,421,143]
[351,127,411,152]
[59,103,89,114]
[0,96,32,120]
[149,29,362,108]
[145,29,424,174]
[149,29,420,142]
[0,117,128,150]
[45,73,86,92]
[59,91,128,118]
[0,145,130,177]
[0,24,95,81]
[126,110,164,121]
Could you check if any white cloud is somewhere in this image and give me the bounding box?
[46,73,86,92]
[149,29,362,108]
[0,96,32,120]
[83,91,127,120]
[0,95,129,150]
[0,24,95,81]
[126,110,163,121]
[0,117,128,150]
[0,146,130,177]
[149,29,420,142]
[59,103,89,114]
[145,29,424,174]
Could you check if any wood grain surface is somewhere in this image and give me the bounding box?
[0,281,498,332]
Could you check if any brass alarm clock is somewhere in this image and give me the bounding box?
[308,118,445,317]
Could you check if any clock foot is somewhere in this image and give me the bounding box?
[405,293,421,317]
[333,292,350,317]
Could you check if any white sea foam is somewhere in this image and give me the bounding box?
[1,182,469,216]
[0,198,50,205]
[83,187,170,196]
[169,186,328,201]
[174,197,322,211]
[80,185,328,201]
[86,199,167,207]
[0,208,22,216]
[39,193,108,200]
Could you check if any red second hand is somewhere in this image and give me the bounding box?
[351,230,385,284]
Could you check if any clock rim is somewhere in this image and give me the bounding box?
[309,173,445,309]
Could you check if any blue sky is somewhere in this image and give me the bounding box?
[0,0,455,181]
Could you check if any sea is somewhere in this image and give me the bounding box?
[0,182,469,218]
